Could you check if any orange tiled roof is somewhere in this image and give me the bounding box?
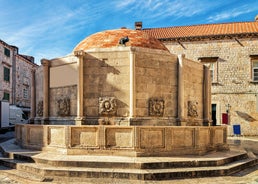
[142,21,258,40]
[74,28,168,51]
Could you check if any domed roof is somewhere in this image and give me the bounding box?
[73,28,168,51]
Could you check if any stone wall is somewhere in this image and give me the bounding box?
[164,38,258,135]
[33,47,210,126]
[49,85,77,117]
[135,50,178,120]
[15,56,36,107]
[16,124,228,156]
[0,43,13,102]
[183,58,205,125]
[83,49,130,125]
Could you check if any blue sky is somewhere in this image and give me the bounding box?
[1,0,258,64]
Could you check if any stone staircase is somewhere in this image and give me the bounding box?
[0,139,257,182]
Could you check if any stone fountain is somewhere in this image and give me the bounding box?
[1,28,254,182]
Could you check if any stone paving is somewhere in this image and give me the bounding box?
[1,168,258,184]
[1,136,258,184]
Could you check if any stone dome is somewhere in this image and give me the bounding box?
[73,28,168,51]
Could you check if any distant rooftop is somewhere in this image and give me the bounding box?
[141,21,258,40]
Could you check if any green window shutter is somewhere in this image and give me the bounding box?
[4,48,10,57]
[3,92,10,101]
[3,67,10,82]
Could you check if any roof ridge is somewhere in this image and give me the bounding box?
[143,21,257,30]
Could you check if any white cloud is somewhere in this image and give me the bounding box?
[0,1,109,63]
[1,0,258,64]
[113,0,212,21]
[207,4,258,22]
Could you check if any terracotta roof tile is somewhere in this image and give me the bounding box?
[74,29,168,51]
[142,21,258,39]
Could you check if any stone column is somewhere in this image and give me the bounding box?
[30,68,36,121]
[74,50,86,125]
[203,65,211,126]
[129,48,136,118]
[41,59,50,124]
[177,54,186,126]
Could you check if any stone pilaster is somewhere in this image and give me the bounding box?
[177,54,186,126]
[30,69,36,121]
[41,59,50,123]
[203,65,212,126]
[129,48,136,118]
[74,50,86,125]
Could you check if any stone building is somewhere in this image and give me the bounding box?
[0,39,38,117]
[140,16,258,135]
[33,28,211,127]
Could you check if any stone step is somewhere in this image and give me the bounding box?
[7,157,257,181]
[0,140,257,181]
[7,150,249,169]
[34,153,248,169]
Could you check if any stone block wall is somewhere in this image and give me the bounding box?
[164,38,258,135]
[83,50,130,121]
[182,58,205,124]
[0,43,13,102]
[134,48,178,119]
[15,56,37,107]
[16,124,228,156]
[49,85,77,117]
[34,46,210,126]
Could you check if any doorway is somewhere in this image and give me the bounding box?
[212,104,217,126]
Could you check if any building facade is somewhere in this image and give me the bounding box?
[141,16,258,135]
[0,39,38,117]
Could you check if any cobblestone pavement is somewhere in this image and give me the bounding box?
[0,172,20,184]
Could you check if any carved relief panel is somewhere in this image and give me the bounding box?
[188,101,198,117]
[57,98,70,116]
[37,101,43,117]
[99,97,117,116]
[149,98,164,116]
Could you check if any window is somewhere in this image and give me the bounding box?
[3,92,9,101]
[3,67,10,82]
[23,88,28,99]
[251,56,258,81]
[198,57,219,83]
[4,47,10,57]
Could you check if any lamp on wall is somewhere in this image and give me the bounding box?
[226,104,231,113]
[226,103,231,124]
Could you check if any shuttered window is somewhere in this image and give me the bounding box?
[4,47,10,57]
[3,67,10,82]
[253,60,258,81]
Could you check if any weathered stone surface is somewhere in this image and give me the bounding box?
[16,124,228,156]
[164,37,258,135]
[33,28,211,126]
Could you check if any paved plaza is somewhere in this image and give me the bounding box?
[0,135,258,184]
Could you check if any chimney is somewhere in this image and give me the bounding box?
[135,22,142,30]
[255,15,258,22]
